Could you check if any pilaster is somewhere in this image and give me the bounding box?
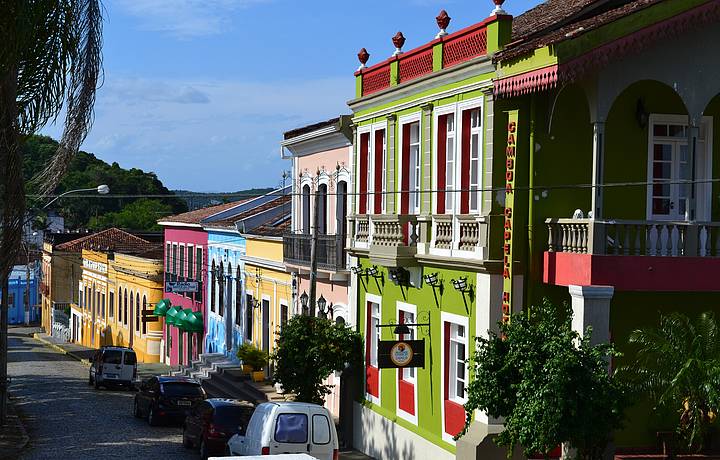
[568,285,614,345]
[421,103,433,214]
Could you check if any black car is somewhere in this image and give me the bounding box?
[133,376,207,426]
[182,398,255,459]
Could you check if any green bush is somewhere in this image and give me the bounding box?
[238,343,268,371]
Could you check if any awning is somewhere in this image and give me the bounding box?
[182,311,204,333]
[174,308,191,329]
[165,305,182,325]
[153,299,172,317]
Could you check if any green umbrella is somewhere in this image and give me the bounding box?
[165,305,181,325]
[183,311,204,333]
[175,308,192,330]
[153,299,171,317]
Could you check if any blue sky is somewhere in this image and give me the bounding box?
[43,0,542,192]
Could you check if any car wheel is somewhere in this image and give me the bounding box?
[199,440,208,460]
[148,407,158,426]
[94,377,101,390]
[182,427,193,448]
[133,399,141,418]
[225,444,232,456]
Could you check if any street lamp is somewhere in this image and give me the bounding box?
[40,184,110,211]
[317,295,333,319]
[299,291,309,314]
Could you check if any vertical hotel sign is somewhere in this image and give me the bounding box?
[502,110,518,323]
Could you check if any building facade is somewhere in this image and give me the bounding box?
[281,116,354,417]
[41,232,86,335]
[6,265,39,325]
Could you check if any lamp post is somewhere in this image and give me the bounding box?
[317,295,330,319]
[299,291,309,315]
[0,184,110,424]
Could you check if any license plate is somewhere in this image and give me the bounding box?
[177,400,191,406]
[105,374,118,379]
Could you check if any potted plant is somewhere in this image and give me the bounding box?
[236,343,254,374]
[244,345,269,382]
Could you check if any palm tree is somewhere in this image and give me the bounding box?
[625,311,720,452]
[0,0,103,423]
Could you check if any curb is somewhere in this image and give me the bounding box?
[32,334,91,366]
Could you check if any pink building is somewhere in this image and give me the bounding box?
[281,116,354,419]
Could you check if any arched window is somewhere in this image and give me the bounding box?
[210,260,216,314]
[227,262,233,318]
[130,292,134,331]
[302,184,310,234]
[337,180,348,237]
[235,266,242,326]
[135,293,140,333]
[317,183,328,235]
[142,296,148,335]
[123,289,128,326]
[218,262,225,317]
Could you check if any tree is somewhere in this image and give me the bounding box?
[622,311,720,452]
[88,198,172,231]
[272,315,362,405]
[0,0,103,424]
[461,300,627,460]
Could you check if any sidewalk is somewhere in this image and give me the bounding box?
[32,332,173,379]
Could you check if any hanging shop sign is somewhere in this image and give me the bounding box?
[378,340,425,369]
[165,281,199,293]
[502,110,519,324]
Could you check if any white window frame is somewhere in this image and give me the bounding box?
[440,311,469,444]
[433,103,459,215]
[186,244,195,280]
[365,293,382,406]
[457,98,484,215]
[645,114,713,222]
[356,126,372,215]
[398,113,422,215]
[396,302,418,425]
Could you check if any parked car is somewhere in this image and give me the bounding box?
[133,376,206,426]
[226,402,339,460]
[88,346,138,390]
[182,398,255,459]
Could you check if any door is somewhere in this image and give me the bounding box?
[262,299,270,358]
[271,412,309,455]
[122,350,137,382]
[226,272,233,353]
[309,408,334,460]
[178,330,184,367]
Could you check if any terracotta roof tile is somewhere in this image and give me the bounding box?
[55,228,156,254]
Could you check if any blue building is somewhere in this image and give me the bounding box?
[6,265,39,325]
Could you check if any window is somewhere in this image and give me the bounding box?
[448,323,467,402]
[312,414,331,445]
[469,109,481,212]
[317,184,328,234]
[302,185,311,234]
[118,288,123,323]
[246,294,253,341]
[187,246,194,280]
[172,244,178,279]
[101,293,105,318]
[336,181,348,237]
[369,302,380,367]
[218,262,225,317]
[142,296,147,335]
[179,245,185,280]
[129,291,134,329]
[280,303,289,328]
[437,113,456,213]
[359,131,370,214]
[123,289,128,327]
[235,267,242,326]
[401,121,421,214]
[195,247,203,302]
[135,293,140,333]
[274,413,308,444]
[210,260,216,313]
[166,243,171,276]
[400,310,415,382]
[124,351,137,365]
[109,292,114,319]
[373,128,386,214]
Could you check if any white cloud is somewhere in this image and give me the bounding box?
[62,75,353,191]
[111,0,270,38]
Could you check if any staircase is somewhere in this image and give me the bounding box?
[171,353,288,404]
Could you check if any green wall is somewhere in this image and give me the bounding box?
[356,257,478,454]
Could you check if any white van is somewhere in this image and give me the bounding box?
[88,346,138,389]
[226,402,338,460]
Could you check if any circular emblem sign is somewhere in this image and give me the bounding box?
[390,341,414,367]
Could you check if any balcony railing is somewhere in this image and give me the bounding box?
[355,21,489,97]
[546,218,720,257]
[283,233,346,271]
[431,214,488,257]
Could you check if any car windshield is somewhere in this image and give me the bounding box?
[214,406,253,433]
[102,350,122,365]
[123,352,137,365]
[161,382,203,397]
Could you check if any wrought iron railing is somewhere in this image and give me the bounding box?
[283,233,346,271]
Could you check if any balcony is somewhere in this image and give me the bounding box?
[544,218,720,291]
[283,233,346,272]
[349,213,489,268]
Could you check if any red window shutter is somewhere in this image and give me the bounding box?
[444,321,451,400]
[359,133,369,214]
[374,130,384,214]
[401,124,411,214]
[460,110,471,214]
[366,301,372,365]
[437,115,447,215]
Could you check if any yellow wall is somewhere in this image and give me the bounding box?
[41,244,81,334]
[244,237,292,359]
[80,250,109,350]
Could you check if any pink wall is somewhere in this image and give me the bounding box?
[163,227,208,367]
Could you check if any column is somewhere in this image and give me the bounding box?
[591,122,605,220]
[568,285,614,345]
[421,103,433,214]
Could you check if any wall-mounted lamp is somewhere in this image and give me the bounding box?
[350,265,365,276]
[424,272,440,287]
[451,277,471,293]
[365,266,379,278]
[318,295,333,319]
[393,324,411,335]
[388,267,410,285]
[636,98,648,129]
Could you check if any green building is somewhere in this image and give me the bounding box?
[348,0,720,458]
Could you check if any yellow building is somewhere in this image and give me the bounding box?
[78,248,110,349]
[242,216,292,374]
[41,233,87,335]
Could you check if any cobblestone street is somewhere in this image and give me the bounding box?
[7,327,196,460]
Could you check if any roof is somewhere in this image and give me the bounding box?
[55,228,156,254]
[497,0,659,62]
[159,201,243,225]
[246,216,291,238]
[283,117,341,140]
[203,195,291,231]
[44,231,93,247]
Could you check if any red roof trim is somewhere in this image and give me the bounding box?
[494,64,559,98]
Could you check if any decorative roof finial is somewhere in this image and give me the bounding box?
[436,10,451,38]
[357,48,370,71]
[392,32,406,56]
[492,0,507,15]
